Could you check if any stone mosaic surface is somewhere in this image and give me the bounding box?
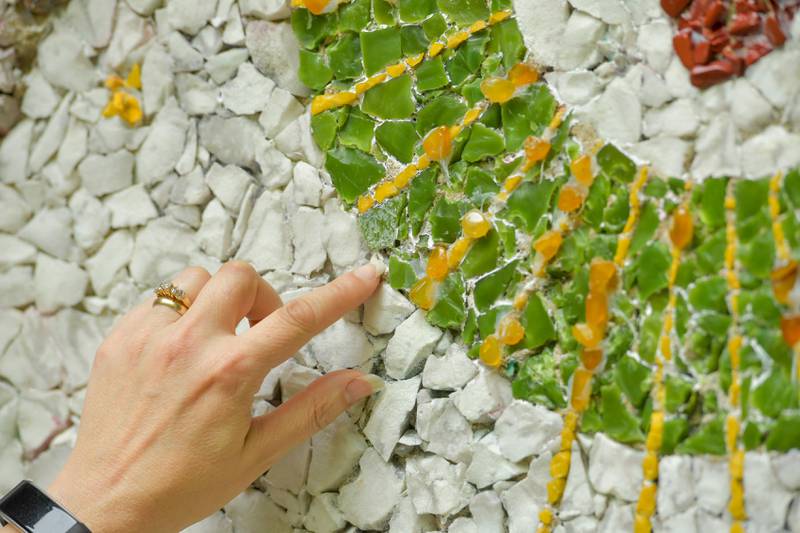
[0,0,799,532]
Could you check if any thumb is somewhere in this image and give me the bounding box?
[242,369,384,475]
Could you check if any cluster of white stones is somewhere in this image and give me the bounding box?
[0,1,800,532]
[513,0,800,180]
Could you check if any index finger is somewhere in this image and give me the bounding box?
[237,263,383,375]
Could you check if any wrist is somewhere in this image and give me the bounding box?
[47,459,149,533]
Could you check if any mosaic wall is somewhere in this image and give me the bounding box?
[290,0,800,531]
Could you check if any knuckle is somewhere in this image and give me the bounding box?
[283,297,319,334]
[221,261,257,283]
[183,265,211,281]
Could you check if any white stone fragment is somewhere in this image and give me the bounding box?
[166,0,217,35]
[388,495,437,533]
[206,48,250,84]
[726,78,773,133]
[304,493,346,533]
[141,42,174,116]
[549,70,601,106]
[569,0,628,23]
[470,491,505,533]
[21,71,60,119]
[584,78,641,144]
[513,0,567,67]
[466,432,527,489]
[255,138,293,188]
[240,0,290,19]
[452,367,512,424]
[690,113,740,179]
[275,112,323,166]
[182,512,233,533]
[105,184,158,228]
[34,254,89,313]
[628,136,690,178]
[558,11,605,70]
[323,198,363,269]
[561,441,594,519]
[245,20,308,96]
[260,87,305,139]
[656,455,694,518]
[0,235,37,269]
[222,62,275,115]
[364,376,420,461]
[175,119,197,176]
[406,453,475,516]
[130,217,200,286]
[38,30,96,92]
[307,413,367,495]
[18,207,74,260]
[597,501,634,532]
[236,190,293,272]
[656,507,697,533]
[0,120,33,185]
[450,517,478,533]
[740,126,800,179]
[57,121,88,176]
[17,388,69,454]
[384,310,443,380]
[495,400,563,462]
[69,190,110,251]
[263,440,310,495]
[415,397,472,463]
[501,452,550,533]
[196,199,233,260]
[292,162,322,207]
[199,115,261,167]
[772,450,800,490]
[29,94,72,173]
[588,433,644,502]
[747,47,800,109]
[338,448,404,530]
[224,489,291,533]
[204,163,254,212]
[85,230,135,295]
[0,440,24,494]
[0,310,22,355]
[0,312,62,389]
[170,166,212,205]
[643,98,700,138]
[363,284,415,337]
[290,207,326,275]
[691,456,729,515]
[103,4,149,70]
[137,98,189,184]
[222,5,245,46]
[192,26,223,57]
[636,19,672,73]
[278,360,321,399]
[0,266,34,308]
[175,73,219,115]
[745,452,794,531]
[307,319,374,372]
[790,498,800,533]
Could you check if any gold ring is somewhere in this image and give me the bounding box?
[153,282,192,316]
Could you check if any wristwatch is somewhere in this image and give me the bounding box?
[0,481,91,533]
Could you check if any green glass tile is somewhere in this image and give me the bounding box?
[362,75,416,119]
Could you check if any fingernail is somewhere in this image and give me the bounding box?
[353,263,380,281]
[344,374,385,405]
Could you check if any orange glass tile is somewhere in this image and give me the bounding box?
[570,367,593,411]
[422,125,453,161]
[524,136,551,163]
[480,335,503,367]
[427,246,449,281]
[509,63,540,87]
[557,185,583,213]
[669,206,694,250]
[589,259,618,294]
[781,314,800,347]
[461,210,491,238]
[771,261,798,305]
[533,231,563,261]
[581,348,603,371]
[498,315,525,345]
[570,155,593,187]
[585,290,608,331]
[409,276,437,310]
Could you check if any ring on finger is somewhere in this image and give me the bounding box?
[153,282,192,316]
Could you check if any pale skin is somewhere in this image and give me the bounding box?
[1,261,384,533]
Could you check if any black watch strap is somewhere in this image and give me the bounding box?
[0,481,91,533]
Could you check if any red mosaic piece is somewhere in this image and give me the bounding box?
[661,0,800,88]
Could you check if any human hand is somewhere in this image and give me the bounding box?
[40,261,384,533]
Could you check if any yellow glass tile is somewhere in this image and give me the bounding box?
[546,478,566,505]
[642,451,659,481]
[550,450,571,479]
[446,31,469,49]
[374,182,398,203]
[489,10,511,24]
[730,450,744,480]
[125,63,142,90]
[469,20,488,33]
[503,175,522,192]
[633,514,652,533]
[357,195,374,213]
[406,53,425,67]
[416,154,431,169]
[463,107,483,125]
[105,75,125,91]
[428,41,445,57]
[386,62,406,77]
[636,482,657,517]
[538,508,553,526]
